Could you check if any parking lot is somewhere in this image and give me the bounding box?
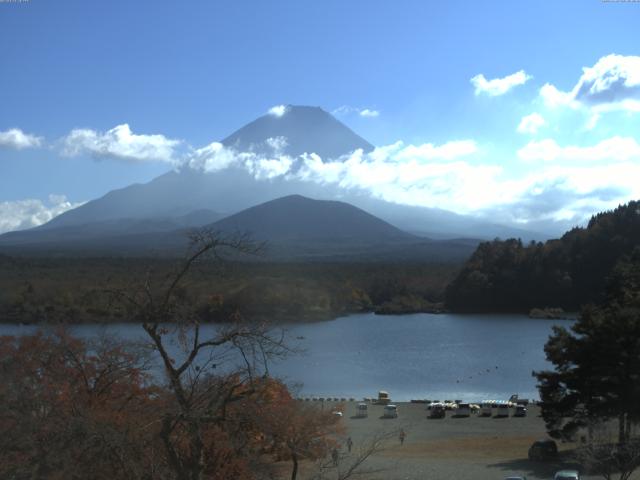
[312,401,620,480]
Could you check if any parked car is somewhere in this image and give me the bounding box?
[383,404,398,418]
[504,476,527,480]
[428,404,446,419]
[453,402,471,417]
[513,405,527,417]
[553,470,580,480]
[495,403,510,417]
[479,401,493,416]
[528,439,558,461]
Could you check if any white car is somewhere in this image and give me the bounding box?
[495,403,510,417]
[554,470,580,480]
[480,401,493,416]
[383,404,398,418]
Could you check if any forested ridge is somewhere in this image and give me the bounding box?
[445,200,640,312]
[0,258,455,324]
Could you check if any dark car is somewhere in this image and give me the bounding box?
[528,439,558,461]
[428,404,446,419]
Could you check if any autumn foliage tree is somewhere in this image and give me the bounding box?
[250,382,343,480]
[0,331,159,480]
[0,329,324,480]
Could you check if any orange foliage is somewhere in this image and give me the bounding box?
[0,331,160,479]
[0,332,341,480]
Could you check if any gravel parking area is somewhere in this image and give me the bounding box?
[300,400,630,480]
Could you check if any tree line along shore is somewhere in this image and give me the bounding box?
[0,257,455,324]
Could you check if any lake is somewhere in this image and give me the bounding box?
[0,313,571,402]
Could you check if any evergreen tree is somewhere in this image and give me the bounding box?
[535,249,640,443]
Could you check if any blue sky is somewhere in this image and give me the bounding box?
[1,0,640,232]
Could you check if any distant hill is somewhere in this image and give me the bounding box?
[445,200,640,312]
[210,194,412,242]
[203,195,478,261]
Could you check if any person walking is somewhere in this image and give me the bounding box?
[346,436,353,453]
[331,447,339,466]
[399,429,406,445]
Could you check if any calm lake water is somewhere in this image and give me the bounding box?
[0,313,571,402]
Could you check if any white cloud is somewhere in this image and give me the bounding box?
[585,113,600,131]
[186,140,296,180]
[518,136,640,163]
[540,54,640,112]
[332,105,381,118]
[187,142,238,172]
[188,137,490,212]
[539,83,577,108]
[61,124,181,163]
[247,156,294,180]
[359,108,380,118]
[295,148,504,212]
[265,136,288,153]
[505,163,640,224]
[393,140,478,161]
[575,54,640,105]
[268,105,288,117]
[517,139,560,162]
[183,132,640,226]
[0,194,84,234]
[0,128,43,150]
[470,70,532,96]
[517,113,546,134]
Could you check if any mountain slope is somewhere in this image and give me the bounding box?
[0,210,222,245]
[221,105,374,158]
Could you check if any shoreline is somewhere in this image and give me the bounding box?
[0,309,578,326]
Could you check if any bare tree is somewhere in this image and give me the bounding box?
[110,229,291,480]
[574,427,640,480]
[309,430,396,480]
